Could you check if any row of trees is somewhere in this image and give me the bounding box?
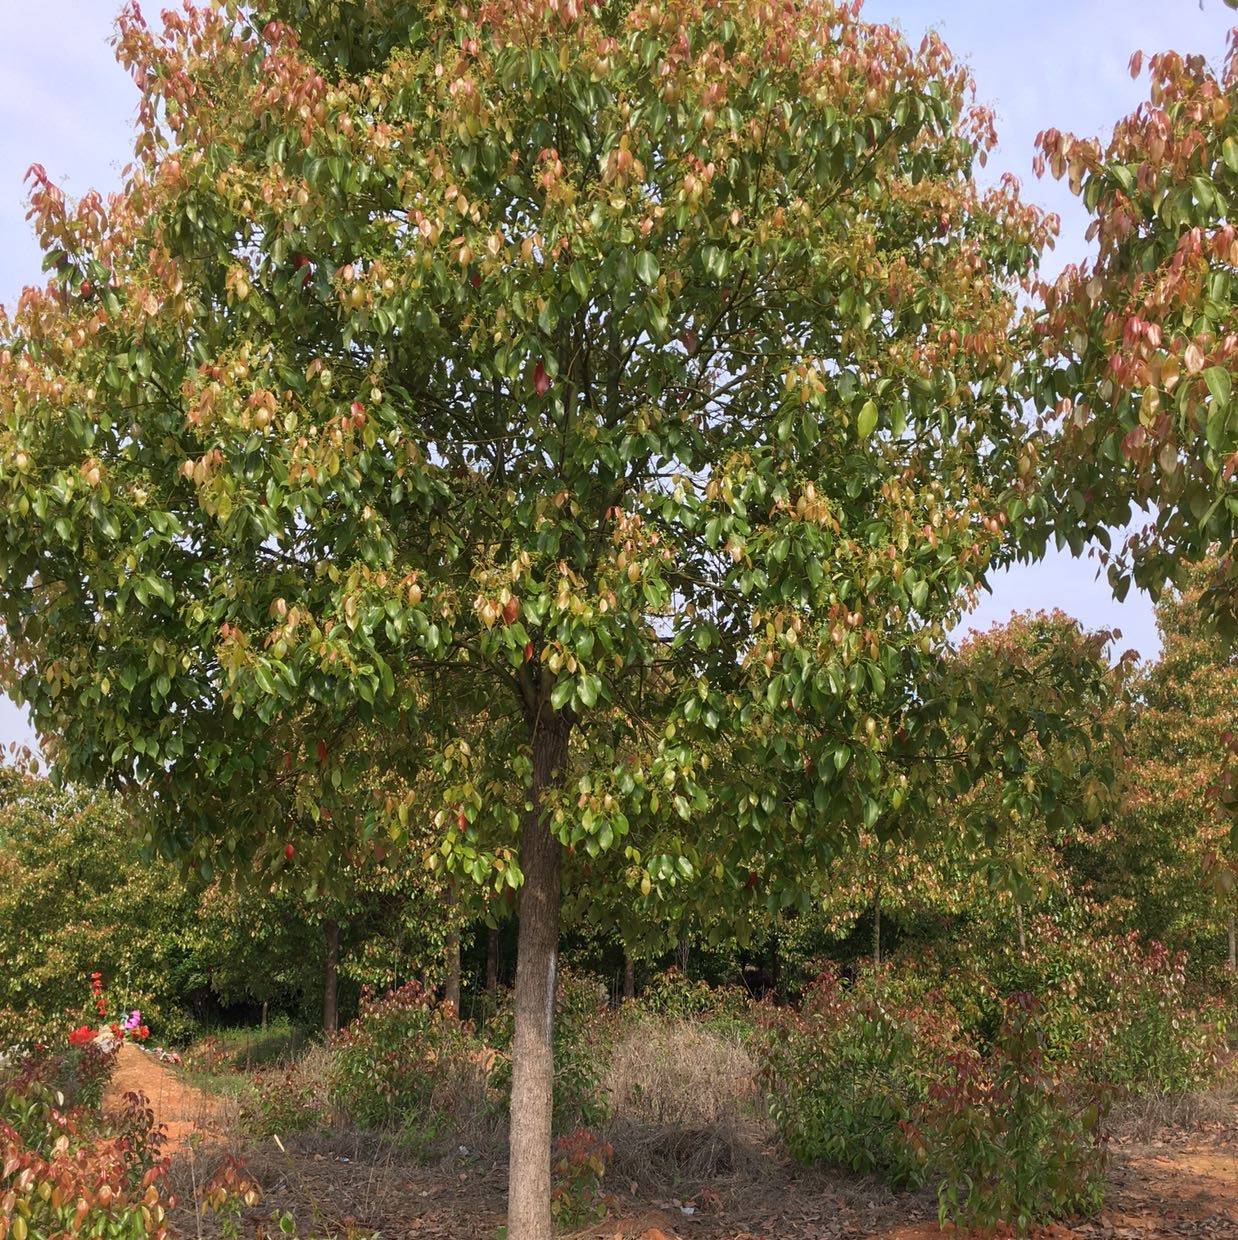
[3,582,1233,1042]
[0,4,1233,1235]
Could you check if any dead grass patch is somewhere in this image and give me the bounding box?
[601,1014,770,1191]
[1109,1082,1238,1142]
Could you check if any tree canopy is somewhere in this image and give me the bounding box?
[1,3,1231,1236]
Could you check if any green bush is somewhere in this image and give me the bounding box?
[1,1046,171,1240]
[241,1067,325,1139]
[1084,935,1227,1095]
[638,968,755,1041]
[331,980,493,1142]
[975,921,1226,1093]
[490,968,614,1131]
[550,1128,612,1230]
[759,964,959,1186]
[911,994,1108,1233]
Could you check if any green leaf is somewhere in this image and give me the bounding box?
[635,251,659,287]
[1202,365,1231,413]
[856,400,878,439]
[577,673,599,709]
[569,261,590,299]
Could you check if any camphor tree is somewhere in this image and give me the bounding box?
[783,611,1127,969]
[940,612,1129,950]
[0,761,198,1044]
[0,2,1066,1234]
[1031,32,1237,623]
[1085,561,1238,965]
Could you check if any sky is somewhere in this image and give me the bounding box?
[0,1,1235,751]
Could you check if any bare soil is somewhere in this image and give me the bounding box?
[109,1049,1238,1239]
[105,1040,235,1152]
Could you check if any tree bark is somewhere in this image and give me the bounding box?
[872,887,882,968]
[1015,901,1027,955]
[444,881,462,1016]
[323,918,340,1038]
[445,927,462,1015]
[623,952,635,1002]
[487,926,501,997]
[507,712,570,1240]
[1228,912,1236,972]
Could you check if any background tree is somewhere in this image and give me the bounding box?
[0,764,199,1043]
[776,612,1127,978]
[1031,34,1236,624]
[1077,562,1238,966]
[0,4,1068,1234]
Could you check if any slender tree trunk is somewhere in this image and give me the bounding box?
[507,713,570,1240]
[1015,901,1027,955]
[623,953,635,1002]
[1227,912,1235,972]
[323,918,340,1038]
[444,884,462,1016]
[487,926,500,998]
[260,999,268,1030]
[445,929,462,1014]
[872,886,882,968]
[677,938,690,975]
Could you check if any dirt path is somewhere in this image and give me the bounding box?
[105,1042,229,1152]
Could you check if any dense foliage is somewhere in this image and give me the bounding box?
[1031,35,1236,622]
[0,2,1233,1235]
[0,769,196,1046]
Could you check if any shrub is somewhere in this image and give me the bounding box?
[240,1043,333,1138]
[550,971,614,1129]
[550,1128,612,1230]
[242,1069,324,1139]
[491,968,614,1131]
[933,920,1228,1095]
[1,1053,171,1240]
[330,980,494,1146]
[759,964,959,1186]
[911,993,1108,1233]
[638,969,756,1042]
[1084,935,1226,1095]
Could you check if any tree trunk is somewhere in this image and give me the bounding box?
[487,926,500,997]
[323,918,340,1038]
[260,999,268,1030]
[445,929,462,1014]
[1228,912,1236,972]
[1015,901,1027,955]
[677,938,690,975]
[623,953,635,1002]
[507,713,570,1240]
[872,888,882,968]
[444,883,462,1016]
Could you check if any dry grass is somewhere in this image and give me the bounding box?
[601,1013,770,1190]
[1110,1082,1238,1142]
